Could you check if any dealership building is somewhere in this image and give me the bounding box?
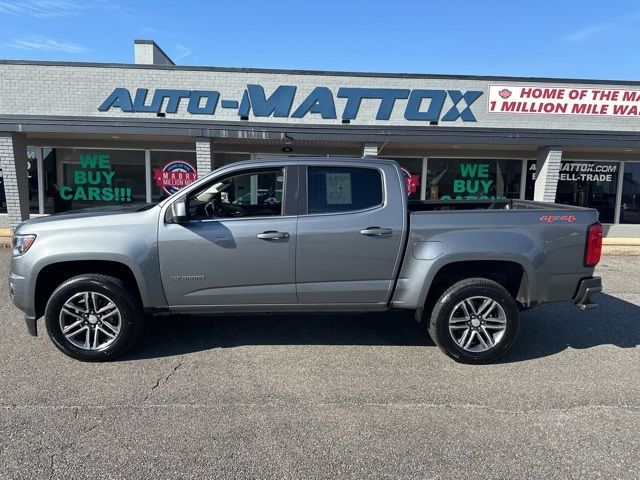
[1,39,640,235]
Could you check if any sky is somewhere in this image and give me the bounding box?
[0,0,639,81]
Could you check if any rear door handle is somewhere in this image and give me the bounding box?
[360,227,393,237]
[257,231,290,240]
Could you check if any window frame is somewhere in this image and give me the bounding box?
[299,165,386,217]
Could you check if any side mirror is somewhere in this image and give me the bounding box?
[169,198,187,223]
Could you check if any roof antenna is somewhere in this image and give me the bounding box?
[377,137,391,156]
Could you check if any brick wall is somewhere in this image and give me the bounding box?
[1,62,639,132]
[0,133,30,228]
[195,137,213,175]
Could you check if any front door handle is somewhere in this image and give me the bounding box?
[257,231,290,240]
[360,227,393,237]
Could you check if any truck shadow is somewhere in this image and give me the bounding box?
[500,293,640,363]
[126,293,640,362]
[129,310,430,360]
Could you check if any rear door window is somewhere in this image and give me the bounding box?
[308,166,383,214]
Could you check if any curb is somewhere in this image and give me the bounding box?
[602,238,640,255]
[602,246,640,256]
[602,238,640,246]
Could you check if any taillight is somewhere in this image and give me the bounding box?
[584,222,602,267]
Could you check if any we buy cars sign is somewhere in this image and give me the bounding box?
[488,85,640,116]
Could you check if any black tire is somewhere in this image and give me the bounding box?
[428,278,520,364]
[44,274,143,361]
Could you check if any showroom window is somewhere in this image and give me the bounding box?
[620,162,640,224]
[556,161,619,224]
[43,148,146,213]
[0,147,256,216]
[0,147,39,214]
[524,160,537,201]
[426,158,522,200]
[381,157,423,200]
[27,147,39,213]
[150,151,198,202]
[527,160,619,224]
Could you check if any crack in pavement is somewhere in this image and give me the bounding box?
[48,453,55,480]
[142,361,183,402]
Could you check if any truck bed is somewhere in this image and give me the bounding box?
[408,199,581,212]
[392,199,600,311]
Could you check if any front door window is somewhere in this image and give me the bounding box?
[187,169,284,219]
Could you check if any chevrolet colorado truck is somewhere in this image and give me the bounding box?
[9,157,603,363]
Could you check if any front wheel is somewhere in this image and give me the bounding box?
[428,278,520,364]
[44,274,143,361]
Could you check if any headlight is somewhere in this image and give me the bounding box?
[12,234,36,256]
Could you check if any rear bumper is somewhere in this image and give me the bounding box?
[573,277,602,310]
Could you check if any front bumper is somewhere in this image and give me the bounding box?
[24,315,37,336]
[9,268,38,336]
[573,277,602,310]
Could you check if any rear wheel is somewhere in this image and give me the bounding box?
[428,278,520,364]
[44,274,143,361]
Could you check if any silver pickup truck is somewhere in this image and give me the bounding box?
[9,157,602,363]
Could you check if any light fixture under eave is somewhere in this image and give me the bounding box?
[282,146,293,153]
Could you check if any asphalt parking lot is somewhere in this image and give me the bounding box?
[1,249,639,480]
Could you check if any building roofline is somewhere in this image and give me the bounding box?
[0,58,638,86]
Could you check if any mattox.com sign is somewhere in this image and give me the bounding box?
[488,85,640,117]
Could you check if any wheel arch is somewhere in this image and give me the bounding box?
[430,260,528,298]
[33,258,147,320]
[418,257,532,317]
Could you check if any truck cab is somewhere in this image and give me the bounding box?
[159,158,407,311]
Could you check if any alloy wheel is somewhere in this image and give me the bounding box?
[58,291,122,351]
[448,295,507,353]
